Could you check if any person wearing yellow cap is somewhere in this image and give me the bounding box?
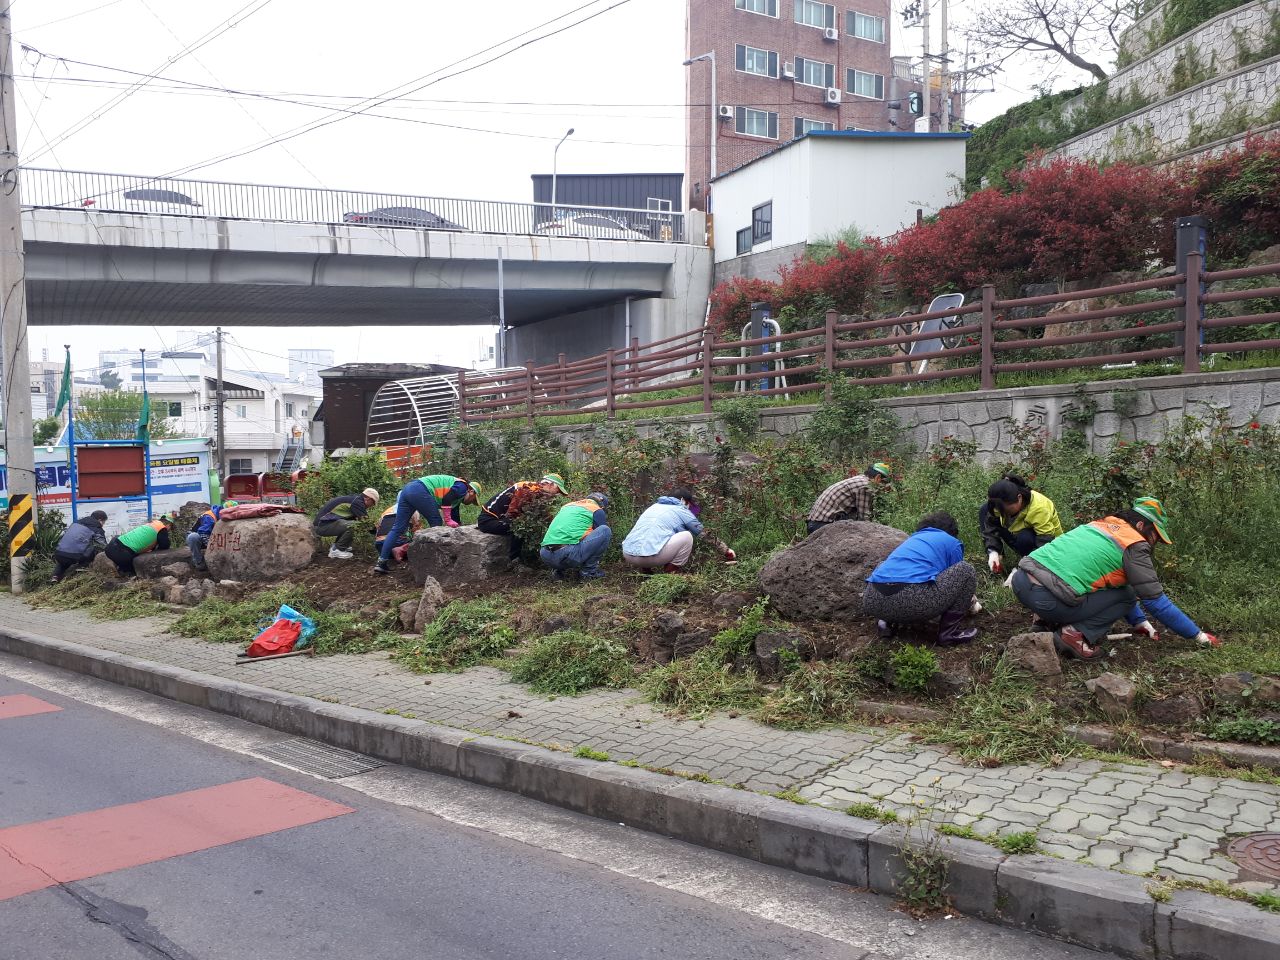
[314,487,380,560]
[373,474,481,574]
[476,473,568,561]
[1011,496,1219,660]
[806,462,892,535]
[187,499,239,571]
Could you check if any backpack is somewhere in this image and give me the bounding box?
[245,618,302,658]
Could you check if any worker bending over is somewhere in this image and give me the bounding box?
[314,488,380,560]
[622,489,735,573]
[104,515,174,577]
[980,474,1062,574]
[187,500,238,572]
[1011,496,1219,660]
[540,493,611,581]
[807,462,892,534]
[477,473,567,560]
[51,510,109,583]
[374,474,481,575]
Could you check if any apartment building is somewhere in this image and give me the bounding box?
[686,0,902,211]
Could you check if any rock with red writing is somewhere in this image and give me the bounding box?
[204,512,317,582]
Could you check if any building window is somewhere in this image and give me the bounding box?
[736,227,753,255]
[793,0,835,28]
[735,0,778,15]
[285,401,295,417]
[751,202,772,243]
[793,56,835,88]
[845,124,869,131]
[235,404,247,418]
[229,458,254,474]
[167,401,182,418]
[794,117,835,137]
[734,106,778,139]
[848,11,885,42]
[847,68,885,99]
[735,44,779,78]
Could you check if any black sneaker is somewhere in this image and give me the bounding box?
[372,560,390,576]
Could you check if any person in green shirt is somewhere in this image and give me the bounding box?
[103,515,174,576]
[373,473,481,574]
[313,487,380,560]
[540,493,610,581]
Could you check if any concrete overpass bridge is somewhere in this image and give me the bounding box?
[18,168,711,365]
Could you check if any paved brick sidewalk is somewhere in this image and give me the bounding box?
[4,594,1279,893]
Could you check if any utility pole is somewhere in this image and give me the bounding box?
[940,0,951,132]
[920,0,931,132]
[215,327,226,481]
[0,1,36,593]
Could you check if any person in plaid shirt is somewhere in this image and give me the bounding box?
[806,462,892,535]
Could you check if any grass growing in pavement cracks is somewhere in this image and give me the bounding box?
[1154,876,1280,914]
[573,746,610,761]
[1183,756,1280,786]
[509,631,633,695]
[920,658,1080,767]
[28,575,165,621]
[846,802,900,824]
[394,597,516,672]
[171,586,402,654]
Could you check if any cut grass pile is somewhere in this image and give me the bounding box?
[27,575,165,621]
[509,630,633,695]
[394,596,515,672]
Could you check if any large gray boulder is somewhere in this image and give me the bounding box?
[407,526,510,587]
[758,521,907,621]
[204,513,317,582]
[132,547,193,579]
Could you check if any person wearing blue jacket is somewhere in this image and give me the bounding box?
[186,500,238,571]
[621,489,735,573]
[862,511,979,646]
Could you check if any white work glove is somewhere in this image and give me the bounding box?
[444,517,460,529]
[1195,631,1222,648]
[1135,620,1159,641]
[987,550,1003,574]
[969,596,983,615]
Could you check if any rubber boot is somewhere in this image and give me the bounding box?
[937,608,978,646]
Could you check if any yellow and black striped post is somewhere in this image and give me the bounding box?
[7,493,35,581]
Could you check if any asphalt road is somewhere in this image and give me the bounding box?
[0,654,1117,960]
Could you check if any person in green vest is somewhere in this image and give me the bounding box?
[103,515,174,576]
[373,473,481,575]
[540,493,610,581]
[1011,495,1220,660]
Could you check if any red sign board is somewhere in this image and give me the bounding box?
[77,446,146,498]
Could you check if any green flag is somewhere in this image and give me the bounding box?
[53,349,71,418]
[135,390,151,442]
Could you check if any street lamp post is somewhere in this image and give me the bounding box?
[682,51,717,197]
[551,127,574,217]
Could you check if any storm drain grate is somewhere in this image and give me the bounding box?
[1226,833,1280,881]
[252,738,383,779]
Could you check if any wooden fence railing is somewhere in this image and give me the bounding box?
[457,253,1280,423]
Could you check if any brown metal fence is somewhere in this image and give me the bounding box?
[459,252,1280,423]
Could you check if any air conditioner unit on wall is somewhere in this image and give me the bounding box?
[823,26,839,40]
[718,104,734,119]
[782,62,795,79]
[825,87,842,105]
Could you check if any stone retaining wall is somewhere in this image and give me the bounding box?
[546,368,1280,464]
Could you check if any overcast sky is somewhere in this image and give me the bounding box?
[15,0,1095,378]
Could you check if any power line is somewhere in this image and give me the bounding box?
[23,0,129,32]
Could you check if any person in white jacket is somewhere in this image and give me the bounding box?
[621,489,735,573]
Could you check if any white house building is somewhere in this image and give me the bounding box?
[712,130,968,283]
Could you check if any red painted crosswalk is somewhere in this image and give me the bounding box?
[0,777,354,901]
[0,695,62,720]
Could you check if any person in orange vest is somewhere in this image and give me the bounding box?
[187,500,238,572]
[477,473,568,560]
[539,493,610,581]
[1011,496,1220,660]
[104,515,174,576]
[374,473,481,574]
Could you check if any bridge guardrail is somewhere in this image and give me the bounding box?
[18,167,687,243]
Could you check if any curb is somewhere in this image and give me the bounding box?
[2,626,1278,959]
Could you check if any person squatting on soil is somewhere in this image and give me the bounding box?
[862,511,980,646]
[980,474,1063,574]
[1010,495,1220,660]
[186,500,238,571]
[51,510,109,582]
[314,488,380,560]
[621,489,735,573]
[540,493,611,581]
[104,515,174,577]
[806,462,892,535]
[374,501,423,564]
[477,473,567,560]
[374,474,481,575]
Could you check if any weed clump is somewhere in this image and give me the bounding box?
[394,597,515,672]
[994,831,1038,855]
[755,661,867,729]
[509,631,632,695]
[573,746,610,761]
[712,598,769,659]
[846,802,899,823]
[641,647,763,718]
[890,644,939,693]
[635,574,692,606]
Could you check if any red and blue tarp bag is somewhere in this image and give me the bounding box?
[245,618,302,658]
[276,604,317,649]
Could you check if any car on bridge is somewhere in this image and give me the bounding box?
[533,212,649,241]
[343,206,465,230]
[81,188,204,215]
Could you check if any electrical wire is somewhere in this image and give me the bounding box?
[23,0,129,32]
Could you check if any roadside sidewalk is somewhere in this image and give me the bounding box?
[3,594,1279,895]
